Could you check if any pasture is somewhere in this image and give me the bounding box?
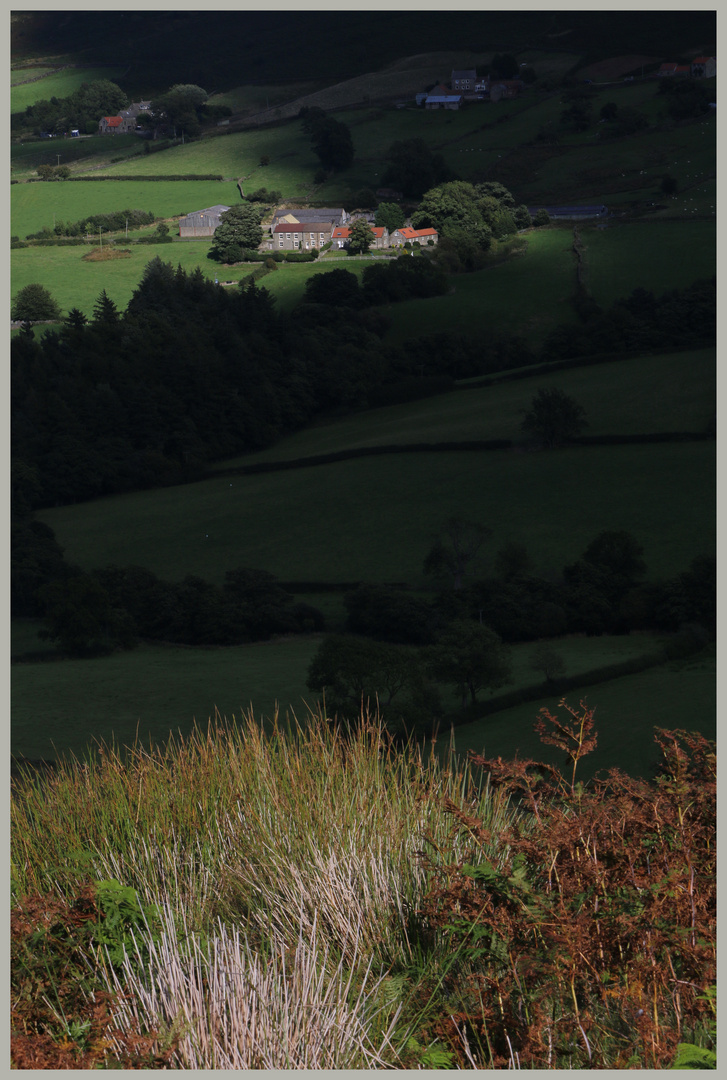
[10,65,127,113]
[37,440,715,588]
[383,219,715,347]
[11,629,675,767]
[11,241,227,318]
[581,220,716,307]
[447,647,716,782]
[384,228,579,345]
[11,178,241,238]
[11,134,143,180]
[214,348,715,467]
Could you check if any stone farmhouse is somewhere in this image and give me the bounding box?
[98,100,152,135]
[451,69,477,92]
[390,226,438,246]
[179,205,230,237]
[266,208,349,251]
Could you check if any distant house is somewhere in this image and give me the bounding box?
[391,226,438,246]
[98,100,153,135]
[692,56,716,78]
[658,62,690,77]
[179,205,231,237]
[98,115,136,135]
[451,69,477,92]
[270,221,336,250]
[425,94,463,110]
[331,225,390,250]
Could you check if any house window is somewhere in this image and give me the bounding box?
[294,241,299,248]
[286,233,291,240]
[294,233,299,239]
[310,233,315,239]
[279,238,284,246]
[320,233,324,239]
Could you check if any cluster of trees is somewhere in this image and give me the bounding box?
[14,78,128,135]
[381,138,455,199]
[11,256,462,510]
[541,277,716,361]
[299,257,449,309]
[25,209,157,241]
[305,521,715,731]
[411,180,533,255]
[299,107,354,174]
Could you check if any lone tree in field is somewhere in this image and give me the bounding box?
[347,218,376,255]
[521,387,588,448]
[424,515,491,590]
[210,204,264,262]
[424,620,512,707]
[12,283,61,324]
[529,642,567,684]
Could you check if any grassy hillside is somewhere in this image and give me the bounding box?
[215,348,715,465]
[11,179,241,238]
[10,65,128,113]
[38,440,714,588]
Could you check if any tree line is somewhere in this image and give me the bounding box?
[305,521,715,733]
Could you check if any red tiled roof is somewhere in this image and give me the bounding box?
[102,116,124,126]
[332,226,387,239]
[395,227,438,240]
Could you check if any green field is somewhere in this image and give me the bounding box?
[214,348,715,466]
[11,134,145,179]
[11,178,241,238]
[581,220,716,306]
[10,65,128,113]
[10,241,229,318]
[11,628,681,767]
[445,647,716,782]
[37,439,714,589]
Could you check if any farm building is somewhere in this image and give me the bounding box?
[331,225,390,250]
[98,101,153,134]
[527,205,608,221]
[489,80,524,102]
[691,56,716,78]
[390,226,438,246]
[425,94,463,110]
[98,115,136,134]
[179,205,231,237]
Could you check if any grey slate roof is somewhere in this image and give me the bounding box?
[271,208,346,226]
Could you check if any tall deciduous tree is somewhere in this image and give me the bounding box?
[424,620,512,706]
[347,217,376,254]
[521,387,588,448]
[210,203,264,262]
[424,515,492,590]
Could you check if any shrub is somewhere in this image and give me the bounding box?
[419,706,716,1068]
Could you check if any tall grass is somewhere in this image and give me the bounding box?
[12,708,518,1067]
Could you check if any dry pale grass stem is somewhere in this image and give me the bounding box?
[103,902,405,1069]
